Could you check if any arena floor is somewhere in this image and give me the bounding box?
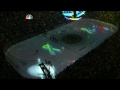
[5,18,118,79]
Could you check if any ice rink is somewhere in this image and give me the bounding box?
[5,18,118,79]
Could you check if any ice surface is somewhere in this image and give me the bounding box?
[5,19,118,79]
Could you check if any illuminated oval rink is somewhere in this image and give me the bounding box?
[5,18,118,79]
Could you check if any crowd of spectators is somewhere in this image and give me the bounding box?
[0,11,120,79]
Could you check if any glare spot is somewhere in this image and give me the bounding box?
[28,64,56,79]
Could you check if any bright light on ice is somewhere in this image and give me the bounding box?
[37,58,41,64]
[28,64,56,79]
[45,65,56,79]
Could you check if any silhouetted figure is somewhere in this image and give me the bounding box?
[52,37,54,40]
[45,59,47,64]
[53,37,55,41]
[36,50,38,53]
[48,61,52,66]
[57,39,58,42]
[34,49,39,55]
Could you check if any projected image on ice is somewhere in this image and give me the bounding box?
[81,27,96,34]
[42,43,61,55]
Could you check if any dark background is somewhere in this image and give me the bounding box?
[0,11,120,79]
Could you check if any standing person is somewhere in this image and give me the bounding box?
[36,49,38,53]
[48,61,52,66]
[51,36,53,40]
[34,49,39,55]
[55,38,57,42]
[45,59,47,64]
[36,50,39,54]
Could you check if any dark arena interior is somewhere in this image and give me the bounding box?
[0,11,120,79]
